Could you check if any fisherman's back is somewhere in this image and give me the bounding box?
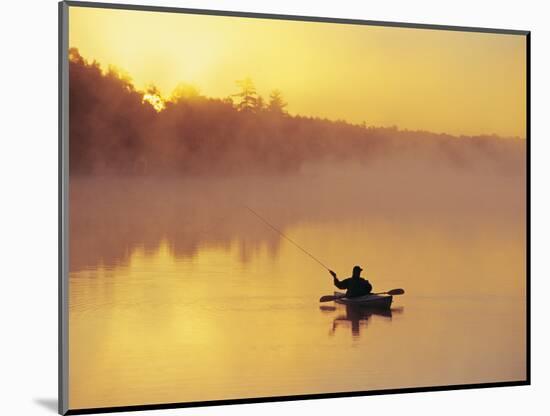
[336,277,372,298]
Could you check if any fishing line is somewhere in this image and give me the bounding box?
[245,205,331,271]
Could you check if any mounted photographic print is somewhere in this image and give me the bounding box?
[59,1,530,414]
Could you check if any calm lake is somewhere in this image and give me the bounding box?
[68,160,526,409]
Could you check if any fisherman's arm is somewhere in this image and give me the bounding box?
[329,270,347,289]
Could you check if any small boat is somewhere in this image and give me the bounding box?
[333,291,393,309]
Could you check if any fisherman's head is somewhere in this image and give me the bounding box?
[352,265,363,278]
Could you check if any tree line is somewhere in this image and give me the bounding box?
[68,48,525,175]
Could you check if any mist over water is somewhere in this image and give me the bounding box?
[69,153,526,409]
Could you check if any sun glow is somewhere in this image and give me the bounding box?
[69,6,526,138]
[142,92,166,112]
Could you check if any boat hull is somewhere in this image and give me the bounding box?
[333,291,393,308]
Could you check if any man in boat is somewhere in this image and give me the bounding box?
[329,265,373,298]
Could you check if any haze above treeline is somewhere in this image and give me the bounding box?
[69,48,525,176]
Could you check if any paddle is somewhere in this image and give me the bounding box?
[319,288,405,303]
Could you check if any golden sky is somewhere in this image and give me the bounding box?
[69,6,526,137]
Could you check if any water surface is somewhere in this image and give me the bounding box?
[69,161,526,409]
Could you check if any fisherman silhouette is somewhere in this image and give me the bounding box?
[329,265,373,298]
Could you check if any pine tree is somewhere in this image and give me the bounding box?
[233,78,259,112]
[268,89,287,115]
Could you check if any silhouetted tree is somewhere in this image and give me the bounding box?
[68,48,156,174]
[268,89,287,115]
[233,77,259,112]
[69,47,85,64]
[256,95,266,112]
[68,48,525,176]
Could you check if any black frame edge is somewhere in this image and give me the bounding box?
[59,1,70,415]
[66,380,530,415]
[63,0,529,36]
[525,31,531,385]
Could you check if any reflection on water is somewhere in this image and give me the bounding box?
[69,161,526,410]
[320,304,403,337]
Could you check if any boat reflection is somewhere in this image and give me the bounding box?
[320,304,404,337]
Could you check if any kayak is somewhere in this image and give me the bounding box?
[333,291,393,309]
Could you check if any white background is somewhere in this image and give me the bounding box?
[0,0,547,415]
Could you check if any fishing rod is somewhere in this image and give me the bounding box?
[245,206,331,271]
[246,206,406,302]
